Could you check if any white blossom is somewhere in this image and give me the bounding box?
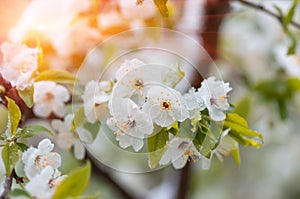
[22,139,61,180]
[183,88,205,120]
[33,81,70,118]
[196,77,232,121]
[107,98,153,152]
[25,166,65,199]
[143,86,189,127]
[51,114,93,160]
[83,80,111,123]
[51,19,101,58]
[0,42,39,89]
[113,61,175,106]
[159,137,201,169]
[115,59,145,81]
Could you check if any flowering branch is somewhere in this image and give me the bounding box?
[176,1,230,199]
[232,0,300,29]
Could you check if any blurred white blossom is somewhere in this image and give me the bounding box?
[83,80,111,123]
[0,42,39,89]
[33,81,69,118]
[52,114,93,160]
[25,166,65,199]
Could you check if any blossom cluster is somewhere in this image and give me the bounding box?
[22,139,65,199]
[83,58,237,169]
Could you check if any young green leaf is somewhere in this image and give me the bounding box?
[285,0,299,25]
[0,105,8,134]
[224,113,263,140]
[15,125,54,139]
[153,0,169,17]
[71,106,88,132]
[2,143,19,175]
[35,69,76,85]
[15,142,29,152]
[17,85,34,108]
[6,97,21,136]
[148,128,169,168]
[228,131,261,147]
[9,189,32,199]
[231,147,240,167]
[52,162,91,199]
[233,96,251,119]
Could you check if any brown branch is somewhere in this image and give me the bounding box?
[0,169,16,199]
[232,0,300,29]
[176,1,230,199]
[175,163,191,199]
[86,152,137,199]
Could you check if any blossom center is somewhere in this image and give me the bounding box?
[35,155,49,169]
[210,96,228,108]
[134,79,144,90]
[161,101,172,111]
[44,92,55,102]
[127,119,136,128]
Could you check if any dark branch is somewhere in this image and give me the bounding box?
[175,163,191,199]
[232,0,300,29]
[87,152,137,199]
[0,170,15,199]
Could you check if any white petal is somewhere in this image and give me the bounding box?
[33,103,52,118]
[74,140,85,160]
[77,127,93,144]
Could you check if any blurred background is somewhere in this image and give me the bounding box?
[1,0,300,199]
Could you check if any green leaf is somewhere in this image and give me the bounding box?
[83,121,100,140]
[6,97,21,136]
[16,142,29,152]
[52,162,91,199]
[287,77,300,93]
[193,120,211,158]
[9,189,32,199]
[2,143,19,175]
[15,125,54,139]
[285,0,299,25]
[233,97,251,119]
[231,147,240,167]
[35,70,76,85]
[228,131,261,147]
[148,128,169,169]
[153,0,169,17]
[0,105,8,134]
[176,120,196,139]
[17,85,34,108]
[71,106,87,132]
[224,113,263,140]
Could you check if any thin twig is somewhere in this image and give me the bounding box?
[86,152,137,199]
[232,0,300,29]
[0,170,14,199]
[175,163,191,199]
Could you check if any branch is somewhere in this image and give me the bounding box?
[232,0,300,29]
[0,170,16,199]
[175,163,191,199]
[86,152,137,199]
